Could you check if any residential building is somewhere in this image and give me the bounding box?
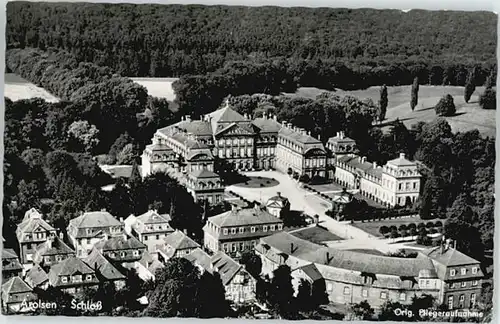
[15,208,57,264]
[47,256,99,294]
[417,242,484,310]
[256,232,443,308]
[1,276,36,313]
[2,249,23,281]
[203,204,283,259]
[184,249,257,304]
[32,234,75,268]
[157,230,200,263]
[84,248,127,290]
[67,211,124,258]
[334,152,421,207]
[185,169,225,203]
[266,192,291,218]
[129,210,174,253]
[24,264,49,290]
[211,251,257,304]
[135,251,164,281]
[93,233,147,266]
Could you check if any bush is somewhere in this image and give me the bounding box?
[407,223,417,230]
[398,224,407,231]
[435,94,456,116]
[425,221,435,228]
[434,221,443,228]
[260,183,264,187]
[379,226,389,235]
[479,88,496,110]
[417,222,426,229]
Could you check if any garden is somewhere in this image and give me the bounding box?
[233,176,279,189]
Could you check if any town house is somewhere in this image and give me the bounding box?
[1,276,37,313]
[32,234,75,269]
[157,230,200,263]
[93,233,147,267]
[16,208,57,264]
[203,204,283,259]
[47,256,100,294]
[67,210,124,258]
[128,210,174,253]
[2,249,23,281]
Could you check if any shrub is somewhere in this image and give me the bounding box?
[407,223,417,230]
[479,88,496,110]
[425,222,435,228]
[417,222,426,229]
[260,183,264,187]
[398,224,407,231]
[379,226,389,235]
[434,221,443,228]
[400,229,408,237]
[435,94,456,116]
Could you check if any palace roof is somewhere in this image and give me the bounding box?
[259,232,437,278]
[253,117,282,134]
[421,246,481,267]
[387,153,417,167]
[279,126,324,148]
[188,169,220,179]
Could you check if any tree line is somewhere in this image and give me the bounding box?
[6,47,175,154]
[7,2,496,78]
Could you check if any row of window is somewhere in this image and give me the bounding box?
[223,241,257,253]
[448,293,476,309]
[257,147,275,157]
[221,224,283,235]
[326,283,408,301]
[217,147,253,158]
[217,138,253,146]
[143,234,165,241]
[450,267,479,277]
[449,280,479,288]
[107,250,141,258]
[305,158,326,168]
[60,274,93,284]
[24,232,54,241]
[85,227,122,235]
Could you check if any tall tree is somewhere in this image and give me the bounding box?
[410,77,419,111]
[464,69,476,103]
[479,89,496,110]
[378,84,388,121]
[268,265,295,318]
[435,94,456,116]
[239,251,262,278]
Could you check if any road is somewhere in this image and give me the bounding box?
[227,171,422,254]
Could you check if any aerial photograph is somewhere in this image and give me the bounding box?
[2,1,497,322]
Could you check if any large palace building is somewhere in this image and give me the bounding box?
[141,101,422,206]
[256,232,483,309]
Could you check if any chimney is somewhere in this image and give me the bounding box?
[290,242,295,254]
[183,229,188,235]
[326,251,332,263]
[277,191,281,198]
[47,236,53,248]
[314,214,320,225]
[100,208,106,212]
[231,204,238,212]
[123,233,128,241]
[103,232,109,241]
[336,132,340,137]
[307,131,311,136]
[318,134,321,141]
[181,116,185,121]
[282,121,287,127]
[263,112,267,120]
[340,131,345,139]
[119,217,124,223]
[373,162,377,168]
[185,115,191,122]
[399,152,406,159]
[273,115,277,121]
[59,232,64,240]
[361,156,367,163]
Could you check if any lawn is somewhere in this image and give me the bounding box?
[4,73,60,102]
[130,77,179,102]
[351,215,428,237]
[233,176,279,189]
[287,85,496,138]
[308,182,344,193]
[345,249,385,256]
[289,225,344,243]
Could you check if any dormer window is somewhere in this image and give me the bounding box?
[461,268,466,275]
[270,225,276,231]
[223,228,228,235]
[450,269,456,277]
[133,250,139,257]
[231,228,236,235]
[120,252,126,257]
[86,274,93,281]
[263,225,268,232]
[278,224,283,230]
[472,267,478,274]
[251,227,256,233]
[239,227,244,234]
[61,276,68,283]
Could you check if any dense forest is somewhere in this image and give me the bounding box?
[7,2,497,81]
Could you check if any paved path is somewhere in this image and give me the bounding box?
[227,171,422,254]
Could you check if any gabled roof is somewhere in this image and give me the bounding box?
[94,234,146,252]
[267,193,290,208]
[188,169,220,179]
[2,276,32,295]
[84,249,126,281]
[25,264,49,287]
[209,206,282,228]
[145,143,174,152]
[184,248,213,273]
[164,231,200,251]
[211,251,246,285]
[136,210,171,225]
[48,256,94,285]
[174,120,213,137]
[2,248,19,260]
[16,211,55,241]
[69,211,122,229]
[208,106,247,128]
[34,236,74,261]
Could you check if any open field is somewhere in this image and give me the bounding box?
[4,73,60,102]
[289,226,344,244]
[288,85,496,137]
[130,77,178,101]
